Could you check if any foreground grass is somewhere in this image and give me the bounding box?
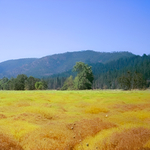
[0,90,150,150]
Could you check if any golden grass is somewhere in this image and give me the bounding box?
[0,132,23,150]
[0,90,149,149]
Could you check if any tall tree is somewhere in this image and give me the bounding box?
[8,77,15,90]
[25,76,38,90]
[118,71,146,90]
[14,74,28,90]
[0,77,9,90]
[73,62,94,90]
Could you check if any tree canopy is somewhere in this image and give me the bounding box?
[61,62,94,90]
[0,75,47,90]
[73,62,94,90]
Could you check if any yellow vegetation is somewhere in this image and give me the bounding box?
[0,90,149,149]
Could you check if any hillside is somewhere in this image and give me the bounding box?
[0,58,37,78]
[45,54,150,90]
[50,54,150,78]
[0,50,134,78]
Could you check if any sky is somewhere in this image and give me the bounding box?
[0,0,150,62]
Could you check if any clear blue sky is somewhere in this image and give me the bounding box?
[0,0,150,62]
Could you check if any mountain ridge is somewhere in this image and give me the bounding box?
[0,50,135,78]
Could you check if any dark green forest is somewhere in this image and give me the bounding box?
[44,54,150,90]
[0,54,150,90]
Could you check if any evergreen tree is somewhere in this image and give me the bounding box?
[25,76,39,90]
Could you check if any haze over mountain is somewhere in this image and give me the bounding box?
[0,50,135,78]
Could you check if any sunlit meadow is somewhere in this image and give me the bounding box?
[0,90,150,150]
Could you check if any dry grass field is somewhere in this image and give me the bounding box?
[0,90,150,150]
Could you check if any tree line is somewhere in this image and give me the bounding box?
[0,54,150,90]
[0,62,94,90]
[92,54,150,90]
[0,74,47,90]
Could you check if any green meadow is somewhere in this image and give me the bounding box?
[0,90,150,150]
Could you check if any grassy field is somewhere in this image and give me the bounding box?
[0,90,150,150]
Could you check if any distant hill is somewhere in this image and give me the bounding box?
[45,54,150,90]
[0,50,134,78]
[0,58,37,78]
[50,54,150,78]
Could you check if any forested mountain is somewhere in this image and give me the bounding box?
[92,54,150,89]
[0,52,150,90]
[44,54,150,90]
[0,50,134,78]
